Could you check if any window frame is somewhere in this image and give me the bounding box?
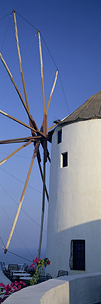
[70,239,85,271]
[60,152,68,168]
[57,129,62,144]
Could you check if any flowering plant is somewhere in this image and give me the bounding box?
[0,281,26,303]
[30,257,51,285]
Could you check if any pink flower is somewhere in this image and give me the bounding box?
[33,259,35,263]
[14,281,18,286]
[18,281,26,287]
[5,291,9,295]
[17,285,21,290]
[30,263,34,268]
[22,282,26,287]
[18,281,23,284]
[4,284,9,290]
[0,283,4,288]
[13,286,17,292]
[47,260,51,265]
[35,257,39,264]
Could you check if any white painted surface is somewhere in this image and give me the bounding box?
[4,273,101,304]
[0,270,11,285]
[46,120,101,277]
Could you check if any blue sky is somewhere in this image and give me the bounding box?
[0,0,101,262]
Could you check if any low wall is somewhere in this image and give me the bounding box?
[4,273,101,304]
[41,273,101,304]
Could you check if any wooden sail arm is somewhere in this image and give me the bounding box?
[0,110,47,140]
[0,109,37,133]
[47,123,57,131]
[0,136,41,144]
[37,156,49,202]
[29,115,41,137]
[0,53,40,136]
[38,156,46,258]
[46,69,58,115]
[38,31,45,114]
[0,140,32,166]
[4,140,41,254]
[13,9,30,113]
[0,53,31,121]
[47,149,51,163]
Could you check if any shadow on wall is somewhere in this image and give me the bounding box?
[47,219,101,277]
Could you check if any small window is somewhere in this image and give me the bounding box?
[70,240,85,271]
[61,152,68,167]
[58,129,62,144]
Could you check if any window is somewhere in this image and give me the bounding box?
[61,152,68,167]
[57,129,62,144]
[69,240,85,271]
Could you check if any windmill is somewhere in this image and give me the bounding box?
[0,9,58,258]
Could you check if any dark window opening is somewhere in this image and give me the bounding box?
[62,152,68,167]
[58,129,62,144]
[70,240,85,271]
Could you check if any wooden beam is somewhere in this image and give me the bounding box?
[13,9,30,113]
[4,140,41,253]
[37,157,49,202]
[0,140,31,165]
[38,31,45,114]
[38,156,46,258]
[0,109,37,133]
[47,123,57,131]
[0,136,40,144]
[0,53,31,121]
[0,110,47,140]
[46,70,58,115]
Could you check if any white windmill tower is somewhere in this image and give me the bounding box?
[46,91,101,277]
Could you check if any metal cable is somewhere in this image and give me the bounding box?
[0,167,42,194]
[0,12,12,21]
[0,201,33,258]
[0,183,47,232]
[7,250,32,262]
[16,11,38,31]
[0,32,37,107]
[59,72,70,114]
[1,13,12,52]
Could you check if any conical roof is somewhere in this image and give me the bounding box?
[61,91,101,125]
[48,91,101,141]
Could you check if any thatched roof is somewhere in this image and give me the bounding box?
[48,91,101,141]
[61,91,101,125]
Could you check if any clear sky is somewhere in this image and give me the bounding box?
[0,0,101,262]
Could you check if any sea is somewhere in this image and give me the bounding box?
[0,247,46,267]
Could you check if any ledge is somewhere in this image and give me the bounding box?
[4,273,101,304]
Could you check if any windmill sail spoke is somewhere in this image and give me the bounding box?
[37,157,49,202]
[38,31,45,114]
[0,109,39,134]
[13,9,30,114]
[0,140,31,165]
[0,136,40,144]
[4,142,41,254]
[0,109,47,141]
[38,157,46,259]
[47,148,51,163]
[46,69,58,115]
[47,123,57,131]
[0,53,31,121]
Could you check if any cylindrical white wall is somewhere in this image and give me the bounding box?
[46,119,101,277]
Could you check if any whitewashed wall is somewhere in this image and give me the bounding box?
[46,119,101,277]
